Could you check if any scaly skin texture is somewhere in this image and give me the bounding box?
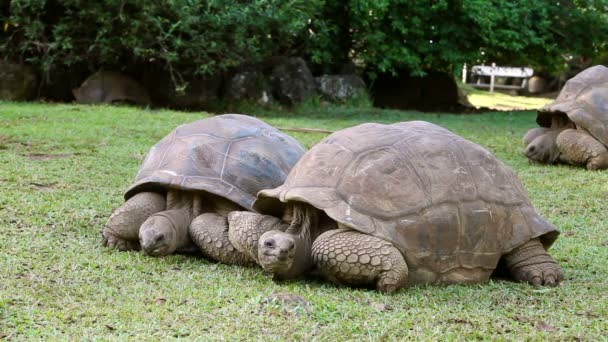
[103,191,165,251]
[189,213,255,266]
[226,211,288,263]
[556,129,608,170]
[311,229,408,293]
[503,238,563,286]
[255,203,321,279]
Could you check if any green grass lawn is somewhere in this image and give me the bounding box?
[1,101,606,340]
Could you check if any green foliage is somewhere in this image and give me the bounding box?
[306,0,608,77]
[2,0,607,82]
[3,0,322,79]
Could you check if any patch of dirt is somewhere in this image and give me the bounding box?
[24,153,75,160]
[30,182,57,191]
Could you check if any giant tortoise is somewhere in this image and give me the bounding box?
[524,65,608,170]
[226,121,563,293]
[102,114,305,262]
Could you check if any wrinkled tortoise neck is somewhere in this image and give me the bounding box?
[284,203,320,277]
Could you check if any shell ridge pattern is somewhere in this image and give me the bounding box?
[448,134,480,200]
[219,140,234,181]
[331,142,432,220]
[330,143,432,222]
[218,136,257,180]
[177,132,233,142]
[147,128,178,178]
[393,138,433,206]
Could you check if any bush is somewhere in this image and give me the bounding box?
[306,0,608,77]
[3,0,606,90]
[2,0,322,83]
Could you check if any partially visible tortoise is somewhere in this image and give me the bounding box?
[524,65,608,170]
[103,114,305,262]
[226,121,563,293]
[73,70,151,106]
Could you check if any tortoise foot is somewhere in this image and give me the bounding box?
[103,191,165,252]
[557,129,608,170]
[190,213,255,266]
[102,232,141,251]
[504,238,563,287]
[311,229,408,294]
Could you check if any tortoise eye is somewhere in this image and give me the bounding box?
[264,239,275,248]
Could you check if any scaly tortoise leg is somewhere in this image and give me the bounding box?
[556,129,608,170]
[503,238,563,287]
[311,229,408,293]
[103,191,165,251]
[227,211,290,263]
[189,213,256,266]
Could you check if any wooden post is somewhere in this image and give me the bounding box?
[490,62,496,92]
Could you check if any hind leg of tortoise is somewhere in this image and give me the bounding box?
[503,238,563,287]
[103,191,166,251]
[189,213,256,266]
[556,129,608,170]
[311,229,408,293]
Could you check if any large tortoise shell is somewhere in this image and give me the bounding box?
[125,114,305,211]
[537,65,608,146]
[254,121,559,284]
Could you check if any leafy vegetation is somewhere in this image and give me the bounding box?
[0,101,606,340]
[308,0,608,76]
[1,0,322,81]
[2,0,607,81]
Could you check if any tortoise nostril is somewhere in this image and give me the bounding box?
[155,233,164,243]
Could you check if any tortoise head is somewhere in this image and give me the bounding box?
[257,229,313,279]
[139,210,188,256]
[228,204,315,279]
[524,129,562,164]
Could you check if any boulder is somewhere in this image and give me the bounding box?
[224,70,274,105]
[0,61,37,101]
[314,74,367,101]
[73,70,150,106]
[270,57,316,105]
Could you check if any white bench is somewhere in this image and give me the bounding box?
[463,63,534,92]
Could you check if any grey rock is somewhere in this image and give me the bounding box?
[0,61,37,101]
[73,70,150,106]
[315,74,367,101]
[224,70,274,105]
[270,57,316,105]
